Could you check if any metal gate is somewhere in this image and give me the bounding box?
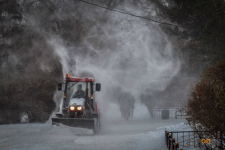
[153,107,187,119]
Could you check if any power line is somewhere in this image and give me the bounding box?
[77,0,183,28]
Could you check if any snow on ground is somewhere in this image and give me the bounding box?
[0,103,192,150]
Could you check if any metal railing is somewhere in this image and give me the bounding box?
[165,130,223,150]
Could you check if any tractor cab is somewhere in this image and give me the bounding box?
[58,73,101,116]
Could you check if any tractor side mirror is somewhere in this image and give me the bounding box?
[96,83,101,91]
[58,83,62,91]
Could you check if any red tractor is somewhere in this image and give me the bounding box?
[52,73,101,133]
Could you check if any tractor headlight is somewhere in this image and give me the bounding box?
[70,106,75,111]
[77,106,82,111]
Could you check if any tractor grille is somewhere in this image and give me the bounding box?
[69,111,83,118]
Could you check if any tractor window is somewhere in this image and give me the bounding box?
[66,82,91,103]
[66,82,86,101]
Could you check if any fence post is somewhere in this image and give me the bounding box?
[168,134,172,149]
[175,111,177,119]
[166,131,169,146]
[171,138,175,150]
[175,143,179,150]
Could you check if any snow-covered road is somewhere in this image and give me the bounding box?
[0,104,190,150]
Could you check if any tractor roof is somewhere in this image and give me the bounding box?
[65,74,94,82]
[66,77,94,82]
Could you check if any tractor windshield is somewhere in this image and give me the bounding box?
[66,82,91,103]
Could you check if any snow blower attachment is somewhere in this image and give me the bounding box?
[52,118,95,129]
[52,74,101,133]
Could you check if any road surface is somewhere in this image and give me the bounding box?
[0,104,188,150]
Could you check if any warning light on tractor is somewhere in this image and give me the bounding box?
[66,73,70,78]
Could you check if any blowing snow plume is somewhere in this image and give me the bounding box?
[47,1,180,119]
